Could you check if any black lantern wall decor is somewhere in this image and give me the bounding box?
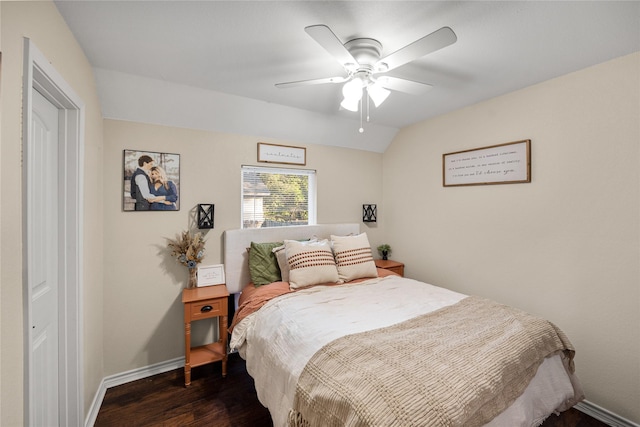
[363,204,377,223]
[197,204,214,229]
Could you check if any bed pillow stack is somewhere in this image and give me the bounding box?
[284,239,339,289]
[331,233,378,283]
[248,232,378,290]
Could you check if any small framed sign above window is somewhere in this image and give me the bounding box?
[257,142,306,166]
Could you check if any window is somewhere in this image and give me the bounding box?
[241,165,316,228]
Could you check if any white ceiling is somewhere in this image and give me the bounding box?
[54,1,640,152]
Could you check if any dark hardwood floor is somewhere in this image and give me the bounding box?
[95,354,607,427]
[95,354,271,426]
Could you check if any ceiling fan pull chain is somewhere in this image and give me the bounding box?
[366,91,371,122]
[359,98,364,133]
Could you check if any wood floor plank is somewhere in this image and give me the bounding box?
[95,354,605,427]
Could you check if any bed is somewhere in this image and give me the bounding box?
[224,224,584,427]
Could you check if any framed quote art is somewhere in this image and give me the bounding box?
[443,140,531,187]
[197,264,226,287]
[257,142,306,166]
[123,149,180,211]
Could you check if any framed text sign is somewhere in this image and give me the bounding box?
[443,140,531,187]
[258,142,306,166]
[197,264,225,287]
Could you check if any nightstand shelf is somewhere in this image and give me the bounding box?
[190,342,226,368]
[375,259,404,277]
[182,284,229,386]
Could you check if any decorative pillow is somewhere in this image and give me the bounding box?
[248,241,283,286]
[273,238,317,283]
[331,233,377,282]
[285,239,339,289]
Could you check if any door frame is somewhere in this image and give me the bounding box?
[22,38,85,427]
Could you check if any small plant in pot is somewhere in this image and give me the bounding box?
[377,244,391,260]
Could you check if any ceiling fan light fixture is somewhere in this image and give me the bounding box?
[367,83,390,107]
[342,78,364,101]
[340,96,360,112]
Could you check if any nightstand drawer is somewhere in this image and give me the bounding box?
[385,265,404,276]
[189,298,226,320]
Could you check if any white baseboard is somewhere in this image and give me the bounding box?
[84,357,185,427]
[84,378,106,427]
[576,401,640,427]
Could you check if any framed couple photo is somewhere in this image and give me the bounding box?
[123,149,180,211]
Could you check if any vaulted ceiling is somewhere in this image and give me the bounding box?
[54,1,640,152]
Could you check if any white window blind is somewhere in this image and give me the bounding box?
[241,165,316,229]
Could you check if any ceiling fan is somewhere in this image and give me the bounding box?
[276,24,457,114]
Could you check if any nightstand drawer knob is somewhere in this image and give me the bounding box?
[201,305,213,313]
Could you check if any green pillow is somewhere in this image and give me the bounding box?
[248,241,283,286]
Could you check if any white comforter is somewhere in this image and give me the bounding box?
[230,275,577,427]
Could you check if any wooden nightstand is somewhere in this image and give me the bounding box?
[375,259,405,277]
[182,284,229,386]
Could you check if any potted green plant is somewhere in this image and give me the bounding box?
[377,244,391,260]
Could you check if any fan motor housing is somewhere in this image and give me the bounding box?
[344,38,382,67]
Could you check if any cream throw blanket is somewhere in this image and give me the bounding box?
[289,296,578,427]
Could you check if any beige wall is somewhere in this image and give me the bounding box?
[0,1,104,425]
[102,119,383,375]
[383,52,640,422]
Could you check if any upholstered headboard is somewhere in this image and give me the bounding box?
[223,223,360,294]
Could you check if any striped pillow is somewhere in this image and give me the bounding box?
[285,239,339,289]
[331,233,377,282]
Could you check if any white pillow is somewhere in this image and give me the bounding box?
[331,233,377,282]
[285,239,339,289]
[272,244,289,282]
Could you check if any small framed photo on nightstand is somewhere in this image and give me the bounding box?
[197,264,225,287]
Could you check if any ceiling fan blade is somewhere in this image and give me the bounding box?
[376,76,433,95]
[376,27,457,72]
[305,25,358,69]
[275,76,349,89]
